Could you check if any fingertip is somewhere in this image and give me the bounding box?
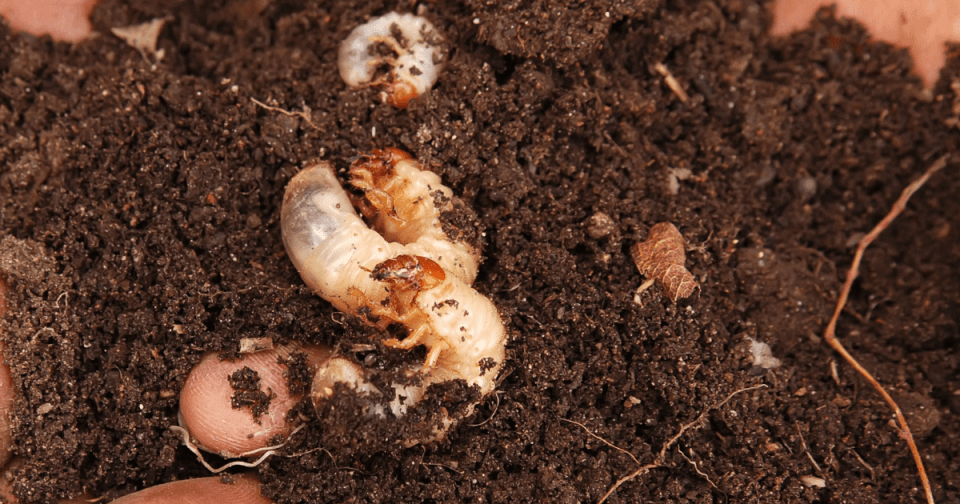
[770,0,960,89]
[0,0,97,42]
[0,277,14,467]
[179,344,329,457]
[110,474,271,504]
[769,0,822,37]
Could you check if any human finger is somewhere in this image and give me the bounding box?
[178,344,330,457]
[0,278,15,468]
[110,474,271,504]
[0,0,98,42]
[770,0,960,88]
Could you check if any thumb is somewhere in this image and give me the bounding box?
[178,343,330,458]
[110,474,271,504]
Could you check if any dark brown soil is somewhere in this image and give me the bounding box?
[1,0,958,502]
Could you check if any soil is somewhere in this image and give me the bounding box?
[0,0,958,503]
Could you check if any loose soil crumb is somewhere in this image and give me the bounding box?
[229,366,273,423]
[0,0,958,503]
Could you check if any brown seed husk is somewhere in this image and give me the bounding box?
[632,222,699,303]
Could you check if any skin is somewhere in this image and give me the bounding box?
[179,345,331,458]
[109,474,273,504]
[770,0,960,88]
[0,0,957,500]
[0,280,13,467]
[0,0,97,42]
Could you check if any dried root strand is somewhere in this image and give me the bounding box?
[632,222,699,303]
[823,154,948,504]
[564,384,767,504]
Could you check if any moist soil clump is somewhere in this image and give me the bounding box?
[1,0,959,502]
[229,366,274,423]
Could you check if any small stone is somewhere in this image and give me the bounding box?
[585,212,617,239]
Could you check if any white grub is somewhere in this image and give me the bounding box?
[338,12,447,108]
[747,336,781,370]
[280,150,478,311]
[281,149,504,442]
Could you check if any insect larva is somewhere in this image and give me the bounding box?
[338,12,447,108]
[281,149,505,442]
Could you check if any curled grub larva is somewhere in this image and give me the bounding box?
[281,149,504,442]
[632,222,699,303]
[358,253,504,395]
[281,150,478,313]
[349,148,480,284]
[338,12,447,108]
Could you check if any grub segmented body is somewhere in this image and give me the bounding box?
[281,149,505,441]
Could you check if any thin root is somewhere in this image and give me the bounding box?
[795,423,822,473]
[565,384,767,504]
[469,391,502,427]
[170,424,304,473]
[251,97,318,129]
[559,418,639,465]
[848,447,876,480]
[678,447,720,491]
[823,154,947,504]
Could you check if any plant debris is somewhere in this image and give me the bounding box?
[631,222,699,303]
[822,153,950,504]
[110,16,170,62]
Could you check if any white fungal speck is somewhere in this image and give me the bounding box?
[338,12,447,108]
[747,337,781,370]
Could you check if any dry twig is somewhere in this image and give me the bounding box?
[654,63,689,103]
[824,154,948,504]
